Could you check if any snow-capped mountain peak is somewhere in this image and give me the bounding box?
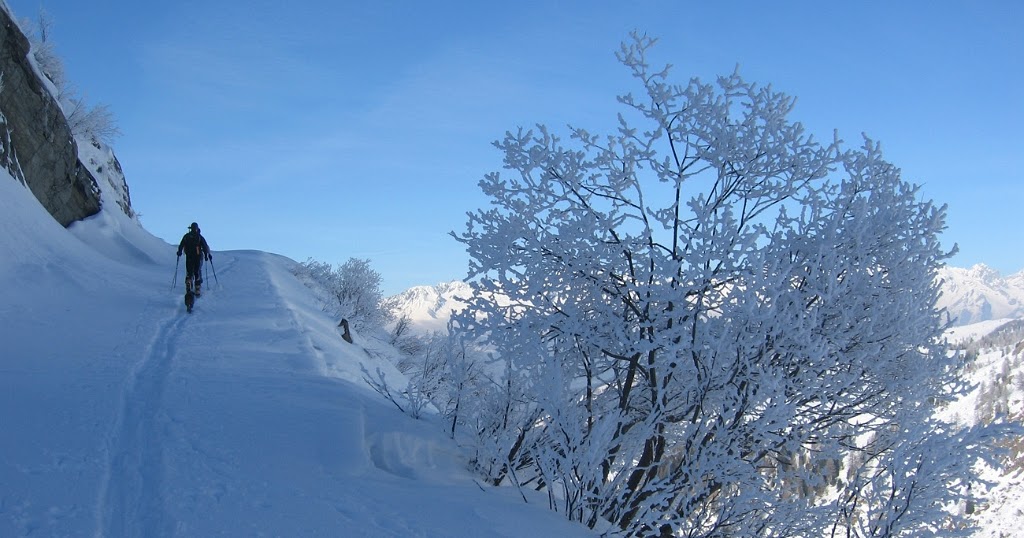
[387,281,473,335]
[966,263,1004,284]
[937,264,1024,326]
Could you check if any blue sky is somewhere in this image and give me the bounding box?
[7,0,1022,294]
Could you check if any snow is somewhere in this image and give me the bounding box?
[387,282,474,336]
[0,174,595,537]
[937,319,1024,535]
[937,264,1024,325]
[972,461,1024,538]
[4,148,1023,536]
[944,318,1017,345]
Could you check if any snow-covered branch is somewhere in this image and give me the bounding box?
[449,32,1010,536]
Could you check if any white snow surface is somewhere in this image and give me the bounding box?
[0,174,594,537]
[943,319,1017,346]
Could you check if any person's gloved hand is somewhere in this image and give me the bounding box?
[207,254,212,261]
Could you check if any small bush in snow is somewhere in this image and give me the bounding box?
[293,257,393,333]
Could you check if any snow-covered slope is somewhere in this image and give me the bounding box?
[937,264,1024,326]
[939,319,1024,536]
[5,158,1023,536]
[0,174,594,537]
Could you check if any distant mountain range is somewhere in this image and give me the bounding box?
[389,264,1024,333]
[937,264,1024,325]
[387,281,473,335]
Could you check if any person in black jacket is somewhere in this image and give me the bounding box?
[177,222,211,309]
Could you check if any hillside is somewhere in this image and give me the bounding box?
[941,319,1024,537]
[0,173,595,536]
[5,164,1024,536]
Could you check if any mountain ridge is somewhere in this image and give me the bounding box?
[937,264,1024,325]
[389,263,1024,335]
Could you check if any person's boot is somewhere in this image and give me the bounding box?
[184,278,195,313]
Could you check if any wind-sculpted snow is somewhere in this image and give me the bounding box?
[0,176,594,536]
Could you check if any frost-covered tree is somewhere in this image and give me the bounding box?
[294,257,392,333]
[21,11,65,91]
[452,34,1008,537]
[21,10,120,143]
[62,99,121,144]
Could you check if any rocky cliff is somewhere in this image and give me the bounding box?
[0,6,104,226]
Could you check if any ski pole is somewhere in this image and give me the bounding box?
[172,256,179,290]
[210,258,219,286]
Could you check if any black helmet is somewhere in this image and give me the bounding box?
[190,222,200,232]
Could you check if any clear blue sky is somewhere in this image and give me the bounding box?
[7,0,1022,295]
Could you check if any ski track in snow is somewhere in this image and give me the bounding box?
[92,253,313,537]
[94,299,188,537]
